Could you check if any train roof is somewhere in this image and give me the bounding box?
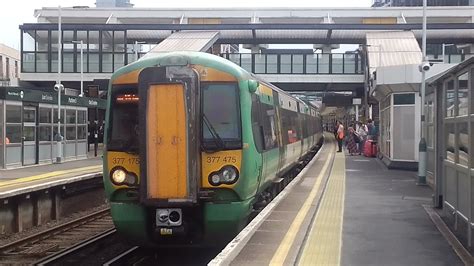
[111,51,252,82]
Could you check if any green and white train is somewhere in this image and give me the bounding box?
[103,51,323,245]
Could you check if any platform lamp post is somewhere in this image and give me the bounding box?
[71,40,84,97]
[418,0,429,185]
[54,6,64,164]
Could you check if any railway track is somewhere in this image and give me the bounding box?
[0,207,114,265]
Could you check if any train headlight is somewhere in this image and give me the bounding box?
[208,165,239,186]
[221,166,238,183]
[210,174,221,185]
[111,168,127,184]
[110,167,138,186]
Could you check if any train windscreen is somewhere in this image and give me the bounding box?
[107,87,139,153]
[201,82,242,151]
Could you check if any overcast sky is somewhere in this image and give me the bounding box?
[1,0,373,50]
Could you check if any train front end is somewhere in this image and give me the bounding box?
[103,52,259,246]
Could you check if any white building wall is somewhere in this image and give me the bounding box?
[0,44,20,87]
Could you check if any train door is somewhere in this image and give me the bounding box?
[138,66,200,204]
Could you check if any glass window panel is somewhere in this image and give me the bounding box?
[66,109,76,124]
[240,54,252,72]
[22,53,35,72]
[51,53,58,73]
[102,53,113,73]
[344,54,356,74]
[445,123,455,162]
[114,31,125,52]
[228,54,240,66]
[306,54,318,74]
[254,54,266,74]
[426,100,434,123]
[127,53,135,64]
[332,54,343,74]
[22,30,35,52]
[102,31,113,52]
[89,31,100,52]
[427,125,434,148]
[113,53,125,71]
[319,54,330,74]
[35,30,49,52]
[23,126,35,141]
[53,108,65,124]
[39,126,52,141]
[76,52,87,73]
[77,110,87,124]
[6,125,21,144]
[40,108,52,123]
[36,53,49,72]
[51,30,59,52]
[445,80,455,117]
[6,105,21,123]
[457,72,468,116]
[63,53,74,73]
[52,126,64,141]
[266,54,278,74]
[23,109,36,123]
[458,122,468,166]
[77,125,87,139]
[394,93,415,105]
[62,31,74,51]
[77,31,88,44]
[280,55,291,74]
[89,53,99,73]
[293,54,303,74]
[66,126,76,140]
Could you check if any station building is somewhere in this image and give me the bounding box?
[427,57,474,251]
[0,87,106,169]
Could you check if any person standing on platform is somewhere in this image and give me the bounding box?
[367,119,375,140]
[356,121,368,155]
[346,125,358,156]
[336,121,344,152]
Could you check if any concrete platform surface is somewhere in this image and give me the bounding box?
[0,157,102,198]
[216,135,465,266]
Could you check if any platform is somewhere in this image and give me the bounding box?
[0,158,102,198]
[211,135,467,265]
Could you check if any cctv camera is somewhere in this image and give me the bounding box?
[419,62,430,72]
[53,84,64,92]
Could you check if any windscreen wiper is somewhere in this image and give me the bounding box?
[202,113,226,152]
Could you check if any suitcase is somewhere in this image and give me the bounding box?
[364,140,377,157]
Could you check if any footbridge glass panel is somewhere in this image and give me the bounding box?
[220,53,363,75]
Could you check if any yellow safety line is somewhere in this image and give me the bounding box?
[298,151,346,266]
[0,165,102,187]
[270,144,335,266]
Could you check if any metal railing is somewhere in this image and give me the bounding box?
[428,53,474,64]
[219,53,364,75]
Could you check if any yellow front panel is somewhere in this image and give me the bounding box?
[147,84,187,199]
[201,150,242,188]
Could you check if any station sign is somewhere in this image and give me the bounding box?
[0,86,106,109]
[352,98,362,105]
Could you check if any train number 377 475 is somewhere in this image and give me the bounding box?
[206,156,237,164]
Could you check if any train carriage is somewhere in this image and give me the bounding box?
[104,51,322,245]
